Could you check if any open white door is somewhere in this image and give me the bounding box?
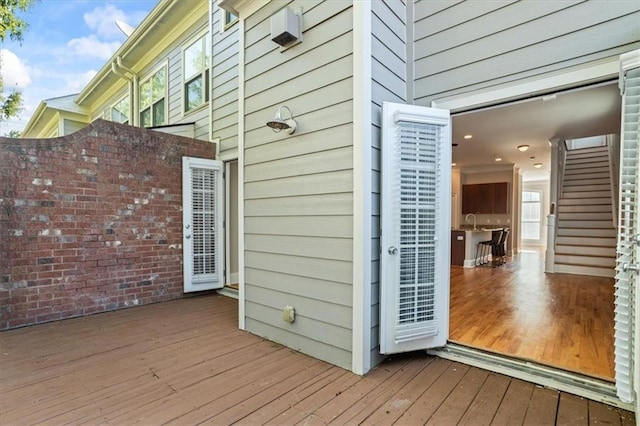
[380,101,451,354]
[614,50,639,410]
[182,157,224,293]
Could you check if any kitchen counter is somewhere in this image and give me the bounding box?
[451,228,503,267]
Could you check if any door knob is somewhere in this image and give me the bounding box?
[388,246,398,255]
[185,235,191,239]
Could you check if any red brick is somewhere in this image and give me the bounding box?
[1,121,215,329]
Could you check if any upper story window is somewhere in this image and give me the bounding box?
[140,66,166,127]
[222,10,238,30]
[184,34,210,113]
[111,95,130,124]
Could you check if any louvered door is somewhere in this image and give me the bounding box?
[614,50,640,406]
[183,157,224,292]
[380,102,451,354]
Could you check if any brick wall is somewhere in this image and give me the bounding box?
[0,120,216,329]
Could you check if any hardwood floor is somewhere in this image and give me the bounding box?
[449,248,615,380]
[0,294,633,425]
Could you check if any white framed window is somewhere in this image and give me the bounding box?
[110,95,130,124]
[139,65,167,127]
[183,34,210,113]
[521,190,542,240]
[221,9,238,32]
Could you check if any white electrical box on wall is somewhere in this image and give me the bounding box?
[271,7,302,48]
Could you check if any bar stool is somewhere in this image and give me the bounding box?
[475,229,502,266]
[493,228,509,265]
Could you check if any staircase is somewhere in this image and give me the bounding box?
[554,146,616,278]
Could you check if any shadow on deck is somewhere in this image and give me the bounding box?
[0,294,634,425]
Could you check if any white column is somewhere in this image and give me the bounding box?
[545,214,556,272]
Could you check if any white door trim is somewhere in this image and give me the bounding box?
[431,58,619,112]
[351,0,373,376]
[236,13,246,331]
[224,160,239,287]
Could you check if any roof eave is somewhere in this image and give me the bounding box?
[22,101,49,137]
[75,0,174,106]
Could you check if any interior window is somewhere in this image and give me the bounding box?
[521,190,542,240]
[184,35,210,113]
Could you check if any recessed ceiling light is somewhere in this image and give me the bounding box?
[494,156,502,162]
[533,163,543,168]
[464,135,473,139]
[518,145,530,152]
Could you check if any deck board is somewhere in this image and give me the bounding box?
[0,294,634,425]
[395,361,471,424]
[426,366,491,425]
[523,386,560,425]
[557,393,589,425]
[458,372,512,426]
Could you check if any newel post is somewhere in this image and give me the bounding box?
[545,139,561,273]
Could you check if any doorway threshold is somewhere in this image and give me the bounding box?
[217,286,238,300]
[428,343,633,411]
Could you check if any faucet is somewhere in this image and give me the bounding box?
[465,213,477,230]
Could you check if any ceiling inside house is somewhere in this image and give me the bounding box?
[451,81,622,182]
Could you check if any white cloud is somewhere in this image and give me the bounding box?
[67,35,121,60]
[65,70,97,93]
[84,4,133,40]
[1,49,32,89]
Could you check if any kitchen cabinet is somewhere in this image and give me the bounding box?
[462,182,508,214]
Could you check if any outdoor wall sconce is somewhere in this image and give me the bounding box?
[266,106,297,135]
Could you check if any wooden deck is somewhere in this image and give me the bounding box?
[1,294,635,425]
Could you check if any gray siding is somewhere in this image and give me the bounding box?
[63,118,87,135]
[243,0,355,370]
[370,0,407,368]
[212,7,240,157]
[86,11,212,140]
[413,0,640,104]
[166,17,210,140]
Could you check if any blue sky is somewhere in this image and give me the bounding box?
[1,0,160,135]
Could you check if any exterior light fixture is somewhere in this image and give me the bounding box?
[266,106,297,134]
[534,163,543,168]
[518,145,530,152]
